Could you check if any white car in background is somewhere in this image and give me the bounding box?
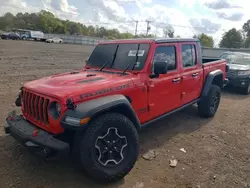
[46,37,63,43]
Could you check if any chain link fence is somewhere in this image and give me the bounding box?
[44,33,107,46]
[43,33,250,57]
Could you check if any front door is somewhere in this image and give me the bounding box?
[148,44,182,119]
[180,43,203,105]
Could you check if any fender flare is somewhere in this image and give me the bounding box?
[61,94,141,131]
[201,69,223,97]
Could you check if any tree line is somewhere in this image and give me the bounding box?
[0,10,154,39]
[1,10,250,48]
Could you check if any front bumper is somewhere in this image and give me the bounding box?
[4,115,70,158]
[227,77,250,88]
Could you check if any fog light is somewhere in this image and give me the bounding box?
[241,82,246,86]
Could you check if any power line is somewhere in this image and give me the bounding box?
[80,20,222,36]
[82,20,218,31]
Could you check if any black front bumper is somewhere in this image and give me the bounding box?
[4,115,70,158]
[227,77,250,88]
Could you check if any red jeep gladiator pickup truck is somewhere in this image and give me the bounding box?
[4,38,227,183]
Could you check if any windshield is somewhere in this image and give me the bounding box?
[220,52,250,65]
[87,43,150,71]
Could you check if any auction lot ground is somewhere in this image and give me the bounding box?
[0,40,249,188]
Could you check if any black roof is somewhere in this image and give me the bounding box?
[154,38,199,43]
[100,37,200,44]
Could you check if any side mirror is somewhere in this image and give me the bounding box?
[151,61,168,78]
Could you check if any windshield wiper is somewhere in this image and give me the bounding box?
[99,45,119,72]
[122,60,132,75]
[99,60,109,71]
[109,45,119,68]
[122,44,141,75]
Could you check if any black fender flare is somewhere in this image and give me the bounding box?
[201,69,223,97]
[61,94,141,131]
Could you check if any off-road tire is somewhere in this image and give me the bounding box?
[242,84,250,95]
[73,113,139,183]
[198,84,221,117]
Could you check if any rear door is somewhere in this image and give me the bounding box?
[148,43,182,119]
[180,43,203,105]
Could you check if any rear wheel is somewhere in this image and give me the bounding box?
[73,113,139,183]
[198,84,221,117]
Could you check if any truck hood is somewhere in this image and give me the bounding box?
[24,70,133,102]
[227,63,250,71]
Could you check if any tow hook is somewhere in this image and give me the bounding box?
[7,110,16,120]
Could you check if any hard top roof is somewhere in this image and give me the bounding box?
[99,38,199,44]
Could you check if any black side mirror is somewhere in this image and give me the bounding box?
[151,61,168,78]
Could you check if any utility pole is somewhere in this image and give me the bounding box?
[134,21,138,37]
[146,20,152,36]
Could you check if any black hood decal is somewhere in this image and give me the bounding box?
[76,77,105,84]
[79,83,131,99]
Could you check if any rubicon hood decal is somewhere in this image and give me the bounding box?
[79,83,131,99]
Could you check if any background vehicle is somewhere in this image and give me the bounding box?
[1,32,20,40]
[13,29,45,41]
[46,37,63,43]
[220,51,250,94]
[4,38,227,183]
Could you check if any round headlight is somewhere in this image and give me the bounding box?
[56,103,61,115]
[49,101,61,119]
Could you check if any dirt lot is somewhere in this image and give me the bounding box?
[0,40,250,188]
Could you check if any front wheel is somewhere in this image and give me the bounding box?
[198,84,221,117]
[73,113,139,183]
[242,84,250,95]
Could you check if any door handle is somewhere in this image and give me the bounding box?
[192,73,199,77]
[172,78,181,83]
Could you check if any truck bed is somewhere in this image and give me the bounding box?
[202,58,227,81]
[202,57,220,64]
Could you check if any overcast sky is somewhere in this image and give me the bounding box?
[1,0,249,46]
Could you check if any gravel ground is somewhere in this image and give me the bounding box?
[0,40,249,188]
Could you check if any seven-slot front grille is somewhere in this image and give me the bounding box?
[22,90,50,125]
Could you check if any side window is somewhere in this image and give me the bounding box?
[153,46,176,73]
[181,44,197,68]
[220,53,228,59]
